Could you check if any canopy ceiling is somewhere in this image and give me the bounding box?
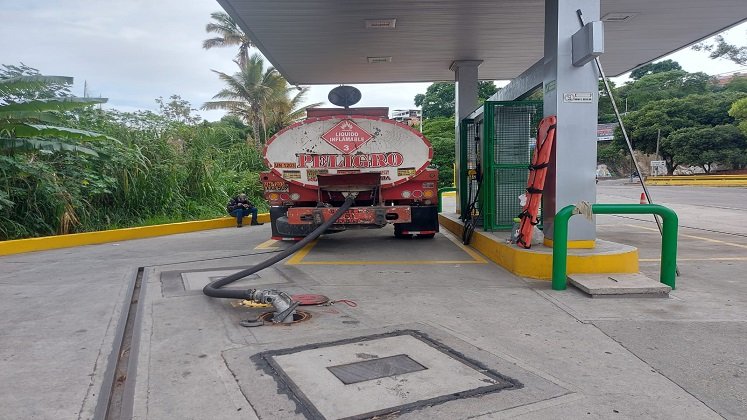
[217,0,747,85]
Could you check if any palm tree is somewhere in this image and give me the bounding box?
[265,86,322,135]
[203,11,254,68]
[202,54,285,145]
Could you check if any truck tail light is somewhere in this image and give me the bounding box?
[401,190,411,198]
[424,190,434,198]
[290,193,301,200]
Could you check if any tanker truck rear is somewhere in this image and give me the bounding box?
[260,107,439,240]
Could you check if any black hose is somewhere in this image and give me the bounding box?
[203,195,356,300]
[462,165,481,245]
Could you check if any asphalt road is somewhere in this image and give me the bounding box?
[597,181,747,237]
[598,180,747,211]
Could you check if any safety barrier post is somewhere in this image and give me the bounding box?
[437,187,456,213]
[552,204,678,291]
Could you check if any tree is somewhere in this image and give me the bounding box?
[202,53,286,145]
[692,35,747,66]
[0,65,118,238]
[723,76,747,93]
[264,85,322,136]
[596,141,627,177]
[0,64,71,101]
[598,78,620,123]
[421,117,456,187]
[414,83,454,119]
[619,91,746,173]
[1,67,109,155]
[203,11,254,67]
[668,125,747,173]
[630,60,682,80]
[617,70,711,112]
[155,94,202,125]
[729,97,747,137]
[478,81,498,102]
[414,81,499,119]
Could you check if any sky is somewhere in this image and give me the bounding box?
[2,0,745,122]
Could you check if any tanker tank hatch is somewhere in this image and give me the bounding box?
[328,85,362,109]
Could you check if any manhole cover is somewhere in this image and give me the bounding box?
[258,310,312,325]
[255,330,518,419]
[327,354,426,385]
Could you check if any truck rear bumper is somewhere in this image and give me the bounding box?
[270,205,439,239]
[286,206,412,226]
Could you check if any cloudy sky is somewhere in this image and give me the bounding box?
[2,0,745,121]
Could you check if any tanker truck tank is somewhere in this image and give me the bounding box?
[260,86,439,240]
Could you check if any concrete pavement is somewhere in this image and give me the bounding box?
[0,184,745,419]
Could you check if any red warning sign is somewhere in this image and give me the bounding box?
[320,119,373,153]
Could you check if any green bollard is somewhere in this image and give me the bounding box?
[551,204,678,291]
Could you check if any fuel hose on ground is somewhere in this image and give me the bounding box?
[203,195,356,300]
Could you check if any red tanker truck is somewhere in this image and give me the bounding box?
[260,104,439,240]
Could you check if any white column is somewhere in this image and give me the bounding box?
[450,60,482,213]
[543,0,599,242]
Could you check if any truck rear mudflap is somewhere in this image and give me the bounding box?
[393,206,439,238]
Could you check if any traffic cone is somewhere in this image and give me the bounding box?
[639,192,647,204]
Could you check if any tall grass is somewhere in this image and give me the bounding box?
[0,108,267,240]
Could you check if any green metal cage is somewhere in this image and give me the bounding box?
[460,101,543,231]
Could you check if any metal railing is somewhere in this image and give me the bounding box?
[551,204,678,291]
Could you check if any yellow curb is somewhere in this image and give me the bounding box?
[646,175,747,187]
[543,238,596,249]
[439,214,638,279]
[0,213,271,256]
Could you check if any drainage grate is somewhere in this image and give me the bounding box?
[327,354,426,385]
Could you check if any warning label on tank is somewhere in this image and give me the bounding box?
[263,181,289,192]
[320,119,373,153]
[306,169,328,181]
[283,170,301,180]
[397,167,416,176]
[273,162,297,168]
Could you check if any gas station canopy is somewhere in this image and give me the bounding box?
[217,0,746,85]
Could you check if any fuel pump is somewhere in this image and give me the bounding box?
[461,122,482,244]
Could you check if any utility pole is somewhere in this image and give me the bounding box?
[655,128,661,160]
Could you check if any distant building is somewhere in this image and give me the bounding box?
[713,72,746,86]
[391,109,422,127]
